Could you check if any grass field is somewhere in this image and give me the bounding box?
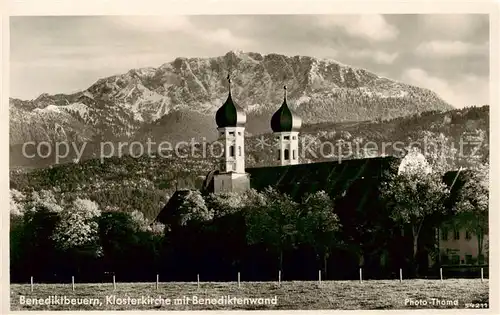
[11,279,489,310]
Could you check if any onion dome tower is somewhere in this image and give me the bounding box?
[212,75,250,193]
[271,85,302,165]
[215,76,246,129]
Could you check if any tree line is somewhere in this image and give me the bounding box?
[10,148,488,282]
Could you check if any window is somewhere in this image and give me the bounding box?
[453,230,460,240]
[284,135,290,140]
[293,150,296,160]
[229,145,235,157]
[238,146,242,156]
[465,231,472,240]
[465,254,473,264]
[229,131,235,136]
[278,152,281,161]
[292,136,297,140]
[451,255,460,265]
[441,228,448,241]
[238,132,242,136]
[284,149,290,160]
[440,254,449,264]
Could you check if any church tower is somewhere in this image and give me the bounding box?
[212,75,250,193]
[271,85,302,166]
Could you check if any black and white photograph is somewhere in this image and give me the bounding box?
[5,3,497,312]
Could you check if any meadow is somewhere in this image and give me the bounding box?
[11,279,489,311]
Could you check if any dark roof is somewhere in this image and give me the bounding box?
[157,156,467,224]
[246,156,401,202]
[215,78,246,128]
[158,157,400,224]
[155,189,193,225]
[270,86,301,132]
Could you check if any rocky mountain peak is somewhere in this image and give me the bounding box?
[10,51,453,147]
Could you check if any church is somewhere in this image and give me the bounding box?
[200,76,401,197]
[156,75,487,275]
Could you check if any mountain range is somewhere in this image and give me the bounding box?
[10,50,454,168]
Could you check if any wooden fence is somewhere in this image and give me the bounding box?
[26,267,488,291]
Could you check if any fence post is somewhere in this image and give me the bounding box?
[359,268,363,283]
[30,276,33,292]
[72,276,75,291]
[278,270,281,286]
[481,268,484,282]
[440,268,443,281]
[113,275,116,290]
[197,274,200,289]
[399,268,402,282]
[156,274,159,290]
[318,270,322,284]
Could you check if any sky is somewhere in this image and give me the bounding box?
[10,14,490,108]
